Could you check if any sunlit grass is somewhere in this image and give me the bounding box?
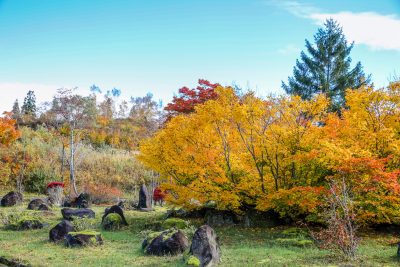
[0,203,399,266]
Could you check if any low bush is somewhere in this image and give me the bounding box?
[72,217,99,232]
[84,183,123,204]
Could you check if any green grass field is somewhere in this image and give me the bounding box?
[1,201,400,267]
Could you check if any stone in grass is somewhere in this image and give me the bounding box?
[61,208,95,220]
[102,213,124,230]
[189,225,221,267]
[161,218,188,230]
[102,205,128,226]
[1,191,23,207]
[38,203,50,211]
[65,231,103,247]
[0,256,30,267]
[49,220,75,242]
[14,217,44,230]
[27,198,46,210]
[75,193,91,208]
[142,229,189,256]
[138,184,151,209]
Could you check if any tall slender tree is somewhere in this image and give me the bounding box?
[21,90,37,116]
[282,19,370,112]
[11,99,21,123]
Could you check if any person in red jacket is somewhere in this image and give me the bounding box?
[153,187,165,206]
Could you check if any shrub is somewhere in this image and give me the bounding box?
[161,218,188,230]
[72,217,98,232]
[84,183,123,204]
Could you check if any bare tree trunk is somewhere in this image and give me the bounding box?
[70,127,78,197]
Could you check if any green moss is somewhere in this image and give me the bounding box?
[186,255,200,267]
[275,237,314,247]
[161,218,188,230]
[103,213,123,230]
[281,227,308,237]
[69,230,100,236]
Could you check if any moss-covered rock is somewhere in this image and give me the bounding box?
[161,218,188,230]
[9,216,44,230]
[142,229,189,256]
[65,231,103,247]
[275,237,314,247]
[102,213,123,230]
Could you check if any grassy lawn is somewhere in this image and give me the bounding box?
[0,200,400,266]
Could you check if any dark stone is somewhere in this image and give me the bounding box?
[0,256,30,267]
[19,219,44,230]
[397,242,400,257]
[139,184,151,209]
[75,193,91,208]
[27,199,46,210]
[49,220,75,242]
[1,191,23,207]
[143,229,189,256]
[102,205,128,226]
[205,210,239,227]
[61,208,95,220]
[38,203,50,211]
[62,196,72,207]
[65,232,103,247]
[242,209,283,227]
[397,243,400,258]
[190,225,221,267]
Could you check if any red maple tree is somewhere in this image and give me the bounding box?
[165,79,220,116]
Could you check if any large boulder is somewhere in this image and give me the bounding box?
[17,218,44,230]
[61,208,95,220]
[138,184,151,209]
[75,193,91,208]
[38,203,50,211]
[1,191,23,207]
[142,229,189,256]
[189,225,221,267]
[102,205,128,226]
[49,220,75,242]
[27,198,46,210]
[65,231,103,247]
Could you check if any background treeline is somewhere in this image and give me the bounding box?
[1,86,162,201]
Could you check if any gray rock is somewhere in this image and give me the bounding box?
[143,229,189,256]
[102,205,128,226]
[49,220,75,242]
[27,198,46,210]
[1,191,23,207]
[139,184,151,209]
[61,208,95,220]
[65,231,103,247]
[189,225,221,267]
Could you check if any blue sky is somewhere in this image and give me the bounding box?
[0,0,399,111]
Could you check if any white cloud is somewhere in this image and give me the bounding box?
[270,0,400,51]
[309,12,400,51]
[0,82,89,113]
[278,44,300,55]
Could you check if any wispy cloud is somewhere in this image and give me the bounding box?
[277,44,300,55]
[268,0,400,51]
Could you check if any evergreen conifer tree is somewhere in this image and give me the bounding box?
[11,99,21,122]
[282,19,370,112]
[21,90,37,116]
